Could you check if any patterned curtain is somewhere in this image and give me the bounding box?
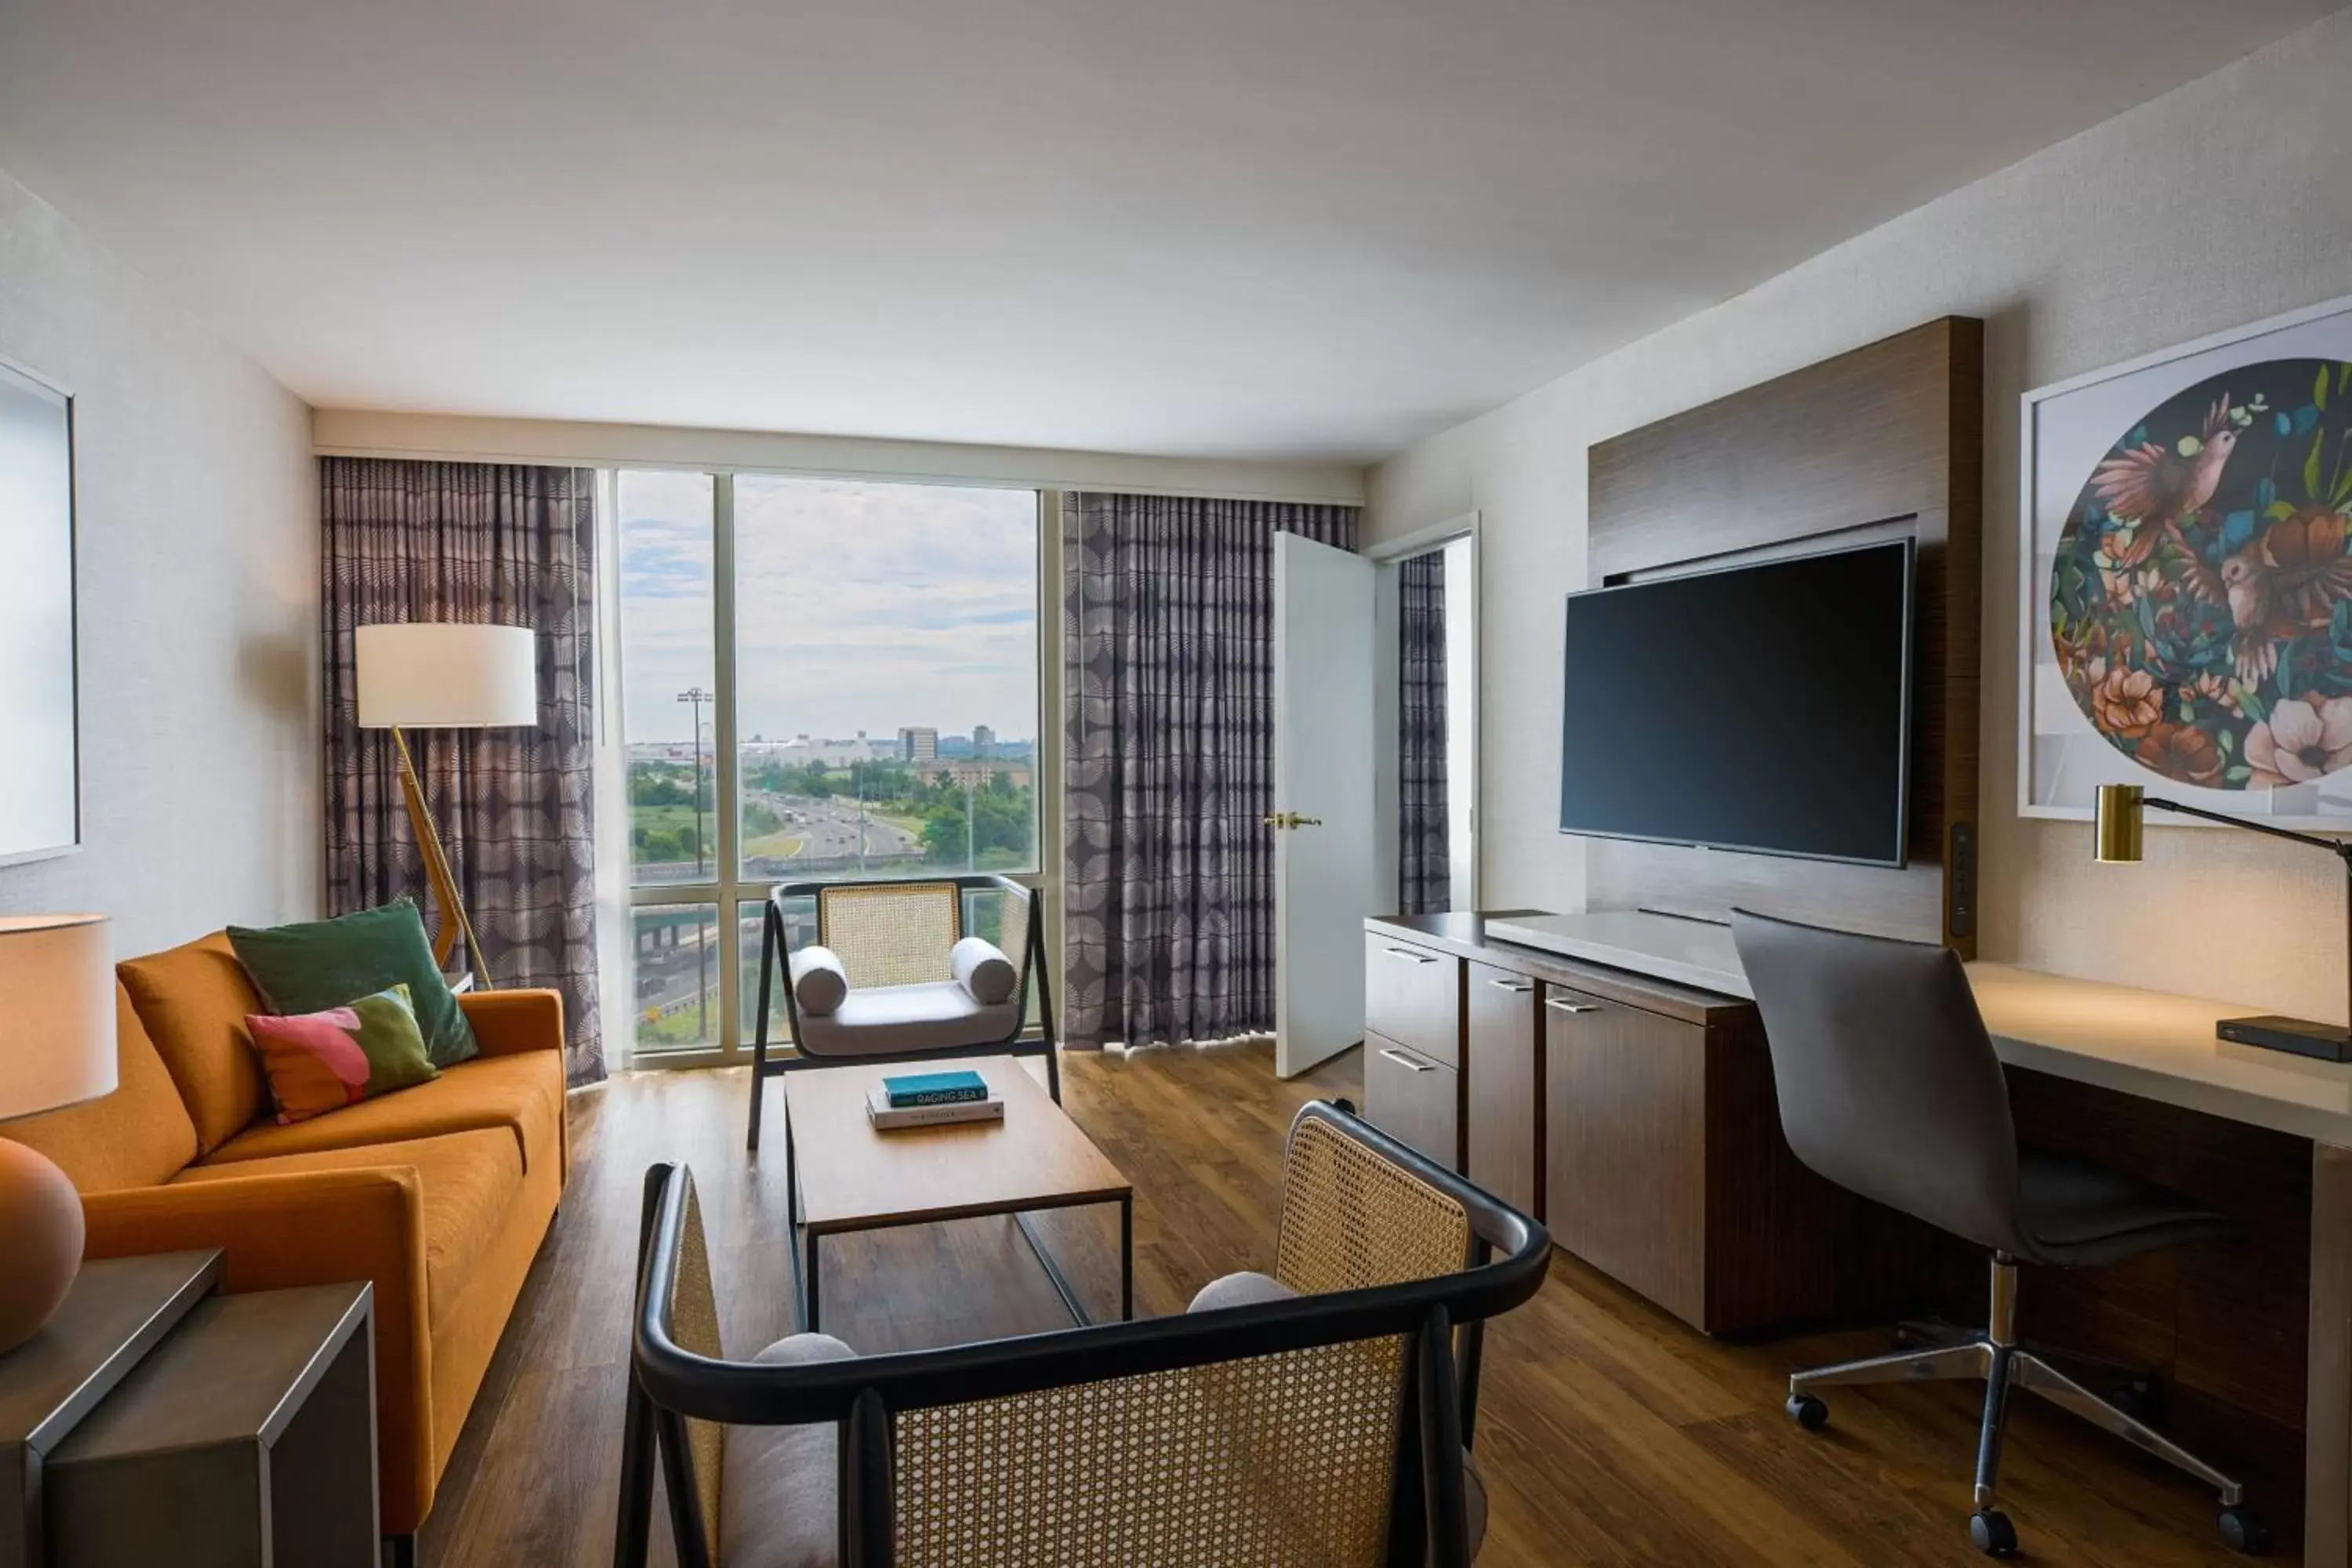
[321,458,604,1084]
[1398,550,1450,914]
[1063,492,1359,1051]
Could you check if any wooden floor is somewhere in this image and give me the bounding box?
[421,1044,2279,1566]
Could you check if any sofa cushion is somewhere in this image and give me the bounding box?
[246,983,440,1124]
[200,1051,563,1176]
[797,982,1021,1058]
[720,1333,856,1568]
[3,985,199,1192]
[118,933,270,1156]
[171,1127,522,1329]
[229,900,479,1068]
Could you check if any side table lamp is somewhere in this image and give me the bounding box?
[2094,782,2352,1061]
[354,621,539,987]
[0,913,115,1355]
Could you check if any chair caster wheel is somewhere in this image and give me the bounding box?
[2219,1505,2270,1555]
[1969,1509,2018,1556]
[1785,1393,1828,1431]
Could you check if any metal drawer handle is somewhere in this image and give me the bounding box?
[1546,997,1602,1014]
[1377,1047,1435,1073]
[1487,978,1534,993]
[1382,948,1439,964]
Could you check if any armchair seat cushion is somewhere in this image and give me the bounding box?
[720,1333,856,1568]
[797,982,1021,1058]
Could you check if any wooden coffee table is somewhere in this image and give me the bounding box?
[782,1056,1133,1332]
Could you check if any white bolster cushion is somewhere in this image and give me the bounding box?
[1186,1270,1300,1313]
[950,936,1018,1005]
[789,945,850,1017]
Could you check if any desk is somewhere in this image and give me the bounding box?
[1483,909,2352,1563]
[1969,962,2352,1568]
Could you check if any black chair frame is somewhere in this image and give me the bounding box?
[747,873,1059,1153]
[618,1099,1551,1568]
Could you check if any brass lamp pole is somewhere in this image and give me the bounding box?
[2093,782,2352,1061]
[388,724,491,982]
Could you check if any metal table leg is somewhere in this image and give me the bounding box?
[1120,1196,1134,1321]
[1014,1211,1092,1327]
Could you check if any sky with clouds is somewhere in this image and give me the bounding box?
[617,472,1039,745]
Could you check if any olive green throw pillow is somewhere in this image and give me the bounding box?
[228,900,480,1067]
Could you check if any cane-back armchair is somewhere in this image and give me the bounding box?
[749,874,1053,1151]
[618,1100,1549,1568]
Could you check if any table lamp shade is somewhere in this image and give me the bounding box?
[0,913,115,1122]
[354,623,538,730]
[0,913,112,1355]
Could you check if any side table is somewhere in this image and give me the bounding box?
[0,1250,220,1568]
[46,1283,377,1567]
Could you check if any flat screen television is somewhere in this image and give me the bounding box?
[1558,536,1914,867]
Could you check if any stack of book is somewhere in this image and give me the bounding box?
[865,1069,1004,1130]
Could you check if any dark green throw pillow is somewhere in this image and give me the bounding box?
[228,899,480,1067]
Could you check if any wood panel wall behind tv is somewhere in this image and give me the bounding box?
[1584,316,1983,953]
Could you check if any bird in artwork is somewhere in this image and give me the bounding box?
[2089,394,2241,568]
[2173,506,2352,684]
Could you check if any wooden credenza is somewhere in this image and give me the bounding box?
[1363,909,1838,1334]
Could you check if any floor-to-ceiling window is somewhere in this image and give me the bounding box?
[614,470,1044,1063]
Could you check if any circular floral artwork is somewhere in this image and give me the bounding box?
[2051,359,2352,789]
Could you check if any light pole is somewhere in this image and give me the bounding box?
[676,688,712,877]
[675,686,713,1039]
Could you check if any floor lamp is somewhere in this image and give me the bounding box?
[355,622,539,986]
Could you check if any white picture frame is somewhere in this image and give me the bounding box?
[2020,292,2352,826]
[0,354,81,866]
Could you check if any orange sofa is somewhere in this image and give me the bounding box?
[1,932,569,1541]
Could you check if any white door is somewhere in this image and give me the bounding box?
[1273,533,1379,1078]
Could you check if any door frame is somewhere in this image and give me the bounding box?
[1368,511,1480,913]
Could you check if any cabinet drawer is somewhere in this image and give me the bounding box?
[1363,935,1461,1067]
[1544,988,1708,1327]
[1466,964,1541,1218]
[1364,1033,1461,1171]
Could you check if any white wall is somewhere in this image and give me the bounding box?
[1367,12,2352,1022]
[0,166,318,956]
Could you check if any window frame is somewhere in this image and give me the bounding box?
[613,469,1058,1069]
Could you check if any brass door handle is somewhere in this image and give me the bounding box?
[1261,811,1325,830]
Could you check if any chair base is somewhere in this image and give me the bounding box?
[1787,1255,2266,1556]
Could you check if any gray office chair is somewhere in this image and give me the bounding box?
[1729,909,2266,1559]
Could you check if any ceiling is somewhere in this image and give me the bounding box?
[0,0,2334,463]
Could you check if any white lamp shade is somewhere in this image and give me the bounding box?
[0,914,116,1122]
[355,622,539,729]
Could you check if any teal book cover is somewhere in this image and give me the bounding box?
[883,1069,989,1107]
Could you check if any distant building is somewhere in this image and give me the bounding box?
[898,726,938,762]
[973,724,995,759]
[918,760,1031,790]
